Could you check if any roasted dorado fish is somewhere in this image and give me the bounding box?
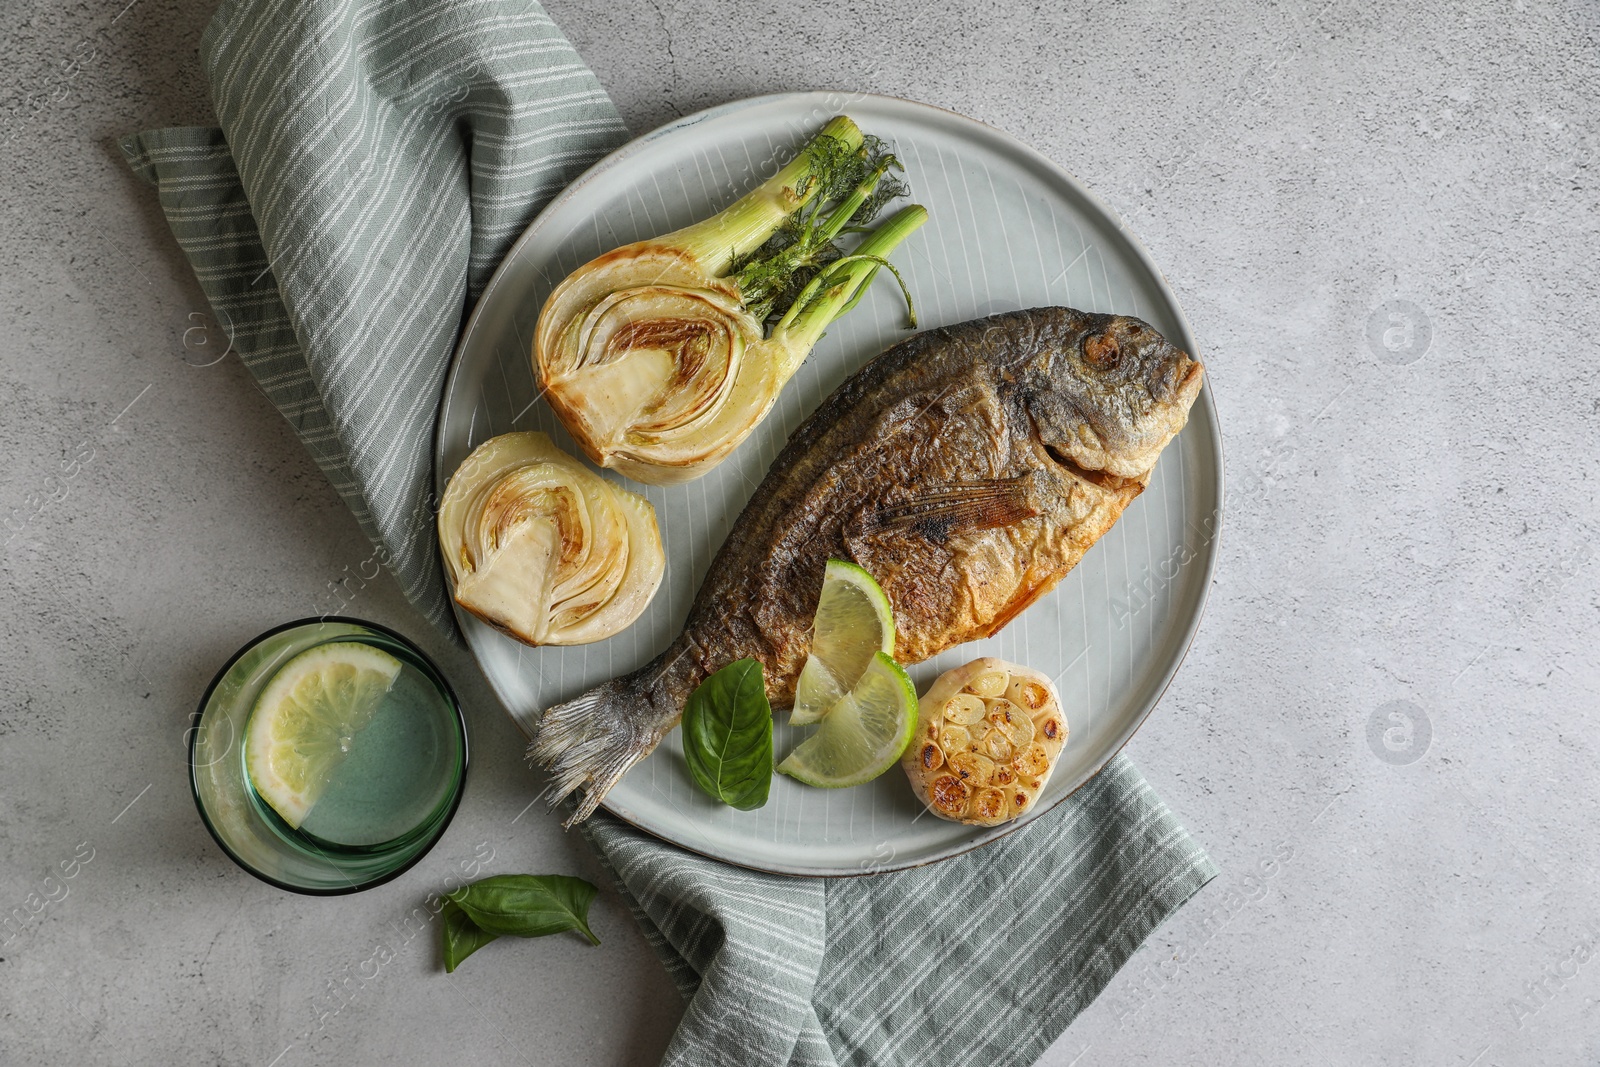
[532,307,1204,823]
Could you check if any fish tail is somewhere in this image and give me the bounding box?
[528,654,679,827]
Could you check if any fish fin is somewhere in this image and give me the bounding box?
[528,664,672,827]
[873,476,1039,533]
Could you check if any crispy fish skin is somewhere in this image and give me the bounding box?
[531,307,1204,823]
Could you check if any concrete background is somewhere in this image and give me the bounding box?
[2,0,1597,1063]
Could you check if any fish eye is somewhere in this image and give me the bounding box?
[1082,331,1121,370]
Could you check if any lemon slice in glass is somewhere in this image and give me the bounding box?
[245,642,403,828]
[777,652,918,788]
[789,559,896,725]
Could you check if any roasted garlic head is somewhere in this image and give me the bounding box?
[901,657,1068,826]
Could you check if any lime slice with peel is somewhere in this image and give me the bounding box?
[778,652,918,788]
[245,641,403,828]
[790,559,896,725]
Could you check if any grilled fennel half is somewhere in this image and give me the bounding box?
[438,432,664,647]
[534,115,927,485]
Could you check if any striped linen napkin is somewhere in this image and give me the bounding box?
[582,756,1215,1066]
[124,0,633,634]
[125,1,1218,1062]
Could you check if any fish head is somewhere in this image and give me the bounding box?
[1011,310,1204,481]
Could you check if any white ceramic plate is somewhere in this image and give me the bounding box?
[435,92,1222,876]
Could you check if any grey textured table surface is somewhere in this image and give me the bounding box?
[3,0,1597,1063]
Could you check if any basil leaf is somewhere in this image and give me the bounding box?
[441,900,498,973]
[446,875,600,946]
[681,658,773,810]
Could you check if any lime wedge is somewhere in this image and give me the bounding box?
[790,559,895,725]
[244,642,403,828]
[778,652,917,788]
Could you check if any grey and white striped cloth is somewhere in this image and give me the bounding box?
[126,2,1217,1063]
[125,0,631,632]
[582,756,1215,1066]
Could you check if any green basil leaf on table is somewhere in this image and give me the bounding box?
[446,874,601,945]
[681,657,773,810]
[441,900,499,973]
